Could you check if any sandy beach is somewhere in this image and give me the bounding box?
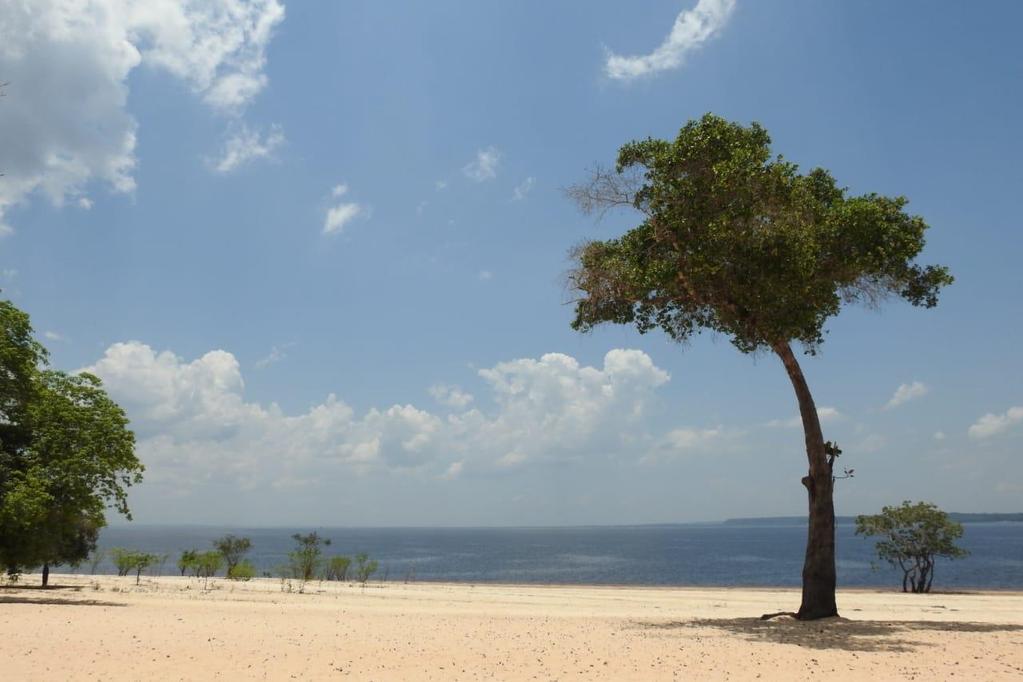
[1,574,1021,680]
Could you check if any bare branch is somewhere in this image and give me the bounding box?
[563,164,646,220]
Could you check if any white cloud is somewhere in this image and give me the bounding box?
[44,330,66,342]
[83,343,675,489]
[78,197,94,210]
[478,270,493,281]
[323,184,367,236]
[969,406,1023,439]
[429,384,474,409]
[664,427,721,451]
[324,204,363,235]
[885,381,929,409]
[934,431,946,441]
[605,0,736,81]
[512,177,535,201]
[462,147,501,182]
[767,406,842,429]
[434,180,448,191]
[0,0,285,234]
[210,123,284,173]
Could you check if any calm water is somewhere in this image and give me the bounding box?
[91,522,1023,589]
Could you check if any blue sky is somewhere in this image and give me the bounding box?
[1,0,1021,526]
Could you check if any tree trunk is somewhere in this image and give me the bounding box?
[774,343,839,620]
[42,562,49,587]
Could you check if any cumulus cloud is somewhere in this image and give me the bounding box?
[605,0,736,81]
[0,0,285,234]
[83,343,675,489]
[885,381,929,409]
[767,406,841,429]
[969,406,1023,439]
[322,183,367,235]
[210,123,284,173]
[462,147,501,182]
[429,384,474,409]
[512,177,535,201]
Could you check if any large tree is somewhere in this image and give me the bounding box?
[0,301,142,584]
[568,114,951,619]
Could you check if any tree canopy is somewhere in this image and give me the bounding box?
[856,501,968,593]
[0,300,142,582]
[569,113,952,354]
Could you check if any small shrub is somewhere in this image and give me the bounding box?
[354,553,378,584]
[324,556,351,581]
[228,560,256,581]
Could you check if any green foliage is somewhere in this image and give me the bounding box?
[0,300,48,457]
[324,555,351,581]
[193,550,223,578]
[227,560,256,581]
[568,113,952,354]
[109,548,159,584]
[0,299,142,575]
[354,553,378,584]
[288,532,330,582]
[178,549,198,576]
[213,534,252,576]
[856,501,968,593]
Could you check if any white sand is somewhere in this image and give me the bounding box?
[2,574,1022,680]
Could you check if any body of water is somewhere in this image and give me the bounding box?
[89,522,1023,589]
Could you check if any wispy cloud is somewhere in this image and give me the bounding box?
[462,147,501,182]
[323,183,367,236]
[512,176,535,201]
[605,0,736,81]
[255,342,295,369]
[885,381,929,410]
[478,270,494,281]
[210,123,284,173]
[969,406,1023,439]
[44,330,67,342]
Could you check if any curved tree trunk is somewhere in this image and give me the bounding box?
[773,343,838,620]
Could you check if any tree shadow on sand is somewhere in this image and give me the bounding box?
[633,617,1023,653]
[0,585,125,608]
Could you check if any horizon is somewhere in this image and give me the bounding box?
[2,0,1022,527]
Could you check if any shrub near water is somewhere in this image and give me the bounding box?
[325,556,351,581]
[228,560,256,581]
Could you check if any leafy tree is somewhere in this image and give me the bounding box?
[111,547,135,576]
[109,548,157,584]
[213,534,252,577]
[856,501,968,593]
[194,551,223,578]
[567,114,951,619]
[354,553,378,584]
[288,532,330,582]
[325,555,351,581]
[0,301,142,585]
[178,549,198,576]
